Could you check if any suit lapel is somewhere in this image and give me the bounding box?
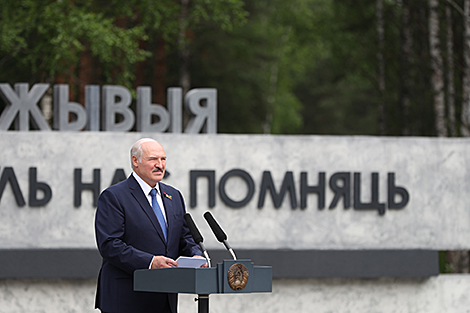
[127,175,167,244]
[159,184,174,243]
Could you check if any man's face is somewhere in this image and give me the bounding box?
[133,141,166,187]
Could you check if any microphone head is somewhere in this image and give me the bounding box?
[203,211,227,242]
[184,213,203,244]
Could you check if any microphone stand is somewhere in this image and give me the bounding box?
[223,240,237,260]
[199,241,212,268]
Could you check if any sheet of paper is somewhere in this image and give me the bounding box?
[175,256,207,268]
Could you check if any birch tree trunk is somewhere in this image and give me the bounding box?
[461,0,470,136]
[446,4,457,136]
[376,0,386,135]
[446,0,470,274]
[429,0,447,137]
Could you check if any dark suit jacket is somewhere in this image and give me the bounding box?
[94,174,202,313]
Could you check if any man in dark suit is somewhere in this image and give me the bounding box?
[95,138,206,313]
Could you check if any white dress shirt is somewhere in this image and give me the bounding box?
[132,171,167,224]
[132,172,169,269]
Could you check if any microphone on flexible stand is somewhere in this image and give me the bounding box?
[184,213,211,267]
[203,211,237,260]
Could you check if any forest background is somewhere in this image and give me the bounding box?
[0,0,469,272]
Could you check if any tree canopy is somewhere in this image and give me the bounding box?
[1,0,469,137]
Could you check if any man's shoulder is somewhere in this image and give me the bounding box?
[159,182,184,199]
[159,181,179,193]
[104,176,134,193]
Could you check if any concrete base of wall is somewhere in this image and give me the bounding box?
[1,275,470,313]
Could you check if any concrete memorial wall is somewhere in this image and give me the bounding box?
[0,83,470,313]
[0,132,469,251]
[1,129,469,311]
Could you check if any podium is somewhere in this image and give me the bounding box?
[134,260,272,313]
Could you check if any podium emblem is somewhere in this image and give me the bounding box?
[227,263,249,290]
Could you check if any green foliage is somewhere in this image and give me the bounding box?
[0,0,150,86]
[0,0,247,89]
[191,0,248,31]
[178,0,321,133]
[439,251,453,273]
[293,0,382,134]
[0,0,462,136]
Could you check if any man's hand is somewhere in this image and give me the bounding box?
[151,256,178,269]
[193,255,208,268]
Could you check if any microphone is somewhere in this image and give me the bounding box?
[184,213,211,267]
[203,211,237,260]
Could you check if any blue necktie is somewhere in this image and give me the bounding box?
[149,188,167,241]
